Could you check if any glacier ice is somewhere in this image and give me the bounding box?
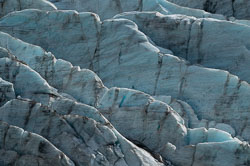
[0,0,249,165]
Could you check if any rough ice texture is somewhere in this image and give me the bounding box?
[0,76,15,106]
[0,99,164,166]
[0,0,250,165]
[0,31,187,163]
[0,0,56,17]
[1,10,250,142]
[114,12,250,83]
[47,0,225,20]
[0,120,74,166]
[0,28,249,165]
[168,0,250,20]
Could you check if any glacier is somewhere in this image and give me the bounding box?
[0,0,250,165]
